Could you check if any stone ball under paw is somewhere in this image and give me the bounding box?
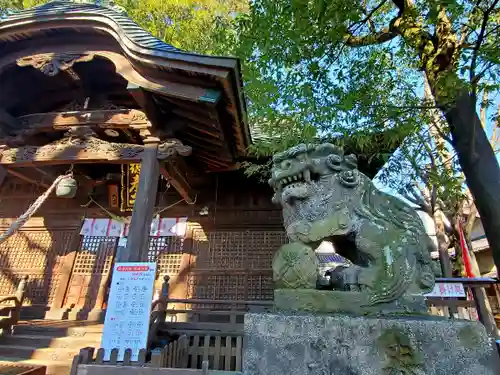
[273,242,319,289]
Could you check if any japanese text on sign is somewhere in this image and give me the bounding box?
[425,282,466,298]
[100,262,156,361]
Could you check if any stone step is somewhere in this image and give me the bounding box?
[0,345,81,363]
[15,320,104,330]
[0,359,70,375]
[1,334,101,348]
[13,325,103,338]
[0,321,106,375]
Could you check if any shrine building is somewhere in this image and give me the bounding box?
[0,1,389,321]
[1,3,500,375]
[0,1,283,320]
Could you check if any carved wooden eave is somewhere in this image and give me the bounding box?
[0,130,192,166]
[16,53,95,78]
[0,1,251,171]
[16,109,151,136]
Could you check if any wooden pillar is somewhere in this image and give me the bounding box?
[493,284,500,311]
[119,142,159,262]
[472,286,499,338]
[0,166,7,188]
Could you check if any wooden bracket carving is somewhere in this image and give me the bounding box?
[157,139,192,159]
[16,53,94,76]
[15,109,151,138]
[159,160,196,204]
[0,129,192,166]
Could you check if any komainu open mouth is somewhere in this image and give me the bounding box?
[275,169,320,204]
[277,169,311,190]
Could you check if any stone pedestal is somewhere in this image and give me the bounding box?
[244,313,500,375]
[274,288,428,315]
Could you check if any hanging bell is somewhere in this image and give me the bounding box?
[56,176,78,198]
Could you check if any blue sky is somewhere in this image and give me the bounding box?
[373,92,500,201]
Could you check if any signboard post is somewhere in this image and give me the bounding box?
[100,262,157,361]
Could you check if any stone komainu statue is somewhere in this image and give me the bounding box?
[269,143,436,307]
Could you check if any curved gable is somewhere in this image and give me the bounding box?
[0,1,250,170]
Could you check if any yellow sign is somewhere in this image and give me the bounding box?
[120,163,141,212]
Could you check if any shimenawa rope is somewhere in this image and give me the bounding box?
[0,173,72,245]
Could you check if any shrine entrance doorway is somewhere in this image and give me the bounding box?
[63,236,117,312]
[60,229,188,318]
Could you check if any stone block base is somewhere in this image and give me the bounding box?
[244,312,500,375]
[87,308,106,322]
[44,307,72,320]
[64,308,105,322]
[274,288,427,315]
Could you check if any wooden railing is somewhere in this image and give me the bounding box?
[184,333,243,371]
[151,335,189,368]
[158,298,272,337]
[72,336,188,369]
[0,364,46,375]
[149,275,171,348]
[0,275,28,335]
[71,336,243,375]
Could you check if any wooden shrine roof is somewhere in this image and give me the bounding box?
[0,1,250,174]
[0,1,402,196]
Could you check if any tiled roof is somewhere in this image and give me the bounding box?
[0,1,180,54]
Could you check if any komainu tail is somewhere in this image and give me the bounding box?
[366,255,417,306]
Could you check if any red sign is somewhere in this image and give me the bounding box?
[116,265,150,272]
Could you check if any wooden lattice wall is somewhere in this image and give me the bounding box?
[0,229,76,306]
[187,229,286,301]
[0,176,285,308]
[149,237,185,276]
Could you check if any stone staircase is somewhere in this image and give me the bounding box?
[0,320,103,375]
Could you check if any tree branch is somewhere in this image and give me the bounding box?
[345,28,398,46]
[318,1,390,81]
[470,0,499,88]
[458,23,471,48]
[403,190,420,205]
[434,152,458,168]
[413,181,431,205]
[400,146,427,184]
[361,0,382,33]
[480,89,488,129]
[472,61,496,84]
[368,104,440,109]
[492,104,500,149]
[465,204,478,236]
[342,1,396,47]
[429,121,452,144]
[406,190,432,214]
[356,0,390,28]
[483,23,500,39]
[391,0,414,14]
[416,132,436,168]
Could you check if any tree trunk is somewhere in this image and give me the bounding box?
[444,92,500,274]
[422,75,454,277]
[433,208,454,277]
